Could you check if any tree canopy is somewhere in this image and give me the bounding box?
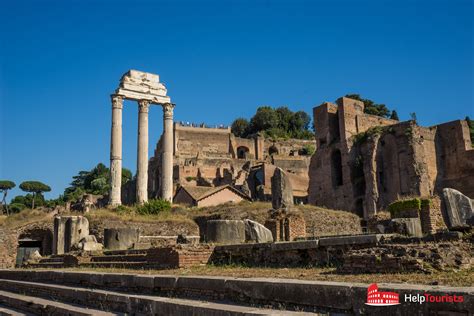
[63,163,132,201]
[19,181,51,209]
[231,106,314,140]
[19,181,51,194]
[0,180,16,215]
[345,94,393,118]
[0,180,16,191]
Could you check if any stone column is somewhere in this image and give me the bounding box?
[109,95,123,207]
[161,103,175,202]
[136,100,150,204]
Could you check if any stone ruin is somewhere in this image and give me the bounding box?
[145,120,313,205]
[308,97,473,220]
[108,70,174,206]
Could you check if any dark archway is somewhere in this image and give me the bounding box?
[355,198,364,218]
[16,227,53,266]
[269,145,279,156]
[237,146,250,159]
[331,149,343,187]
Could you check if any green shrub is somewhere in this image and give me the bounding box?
[185,176,197,182]
[387,198,421,216]
[420,198,432,209]
[352,126,386,145]
[299,144,316,156]
[136,199,171,215]
[114,205,134,215]
[9,203,26,213]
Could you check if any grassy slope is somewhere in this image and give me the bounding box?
[2,201,362,237]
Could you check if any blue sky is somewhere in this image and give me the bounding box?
[1,0,473,200]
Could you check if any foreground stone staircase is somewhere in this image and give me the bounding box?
[0,278,310,315]
[0,270,472,316]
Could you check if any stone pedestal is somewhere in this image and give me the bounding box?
[109,95,123,206]
[53,216,90,255]
[161,103,175,202]
[136,100,150,204]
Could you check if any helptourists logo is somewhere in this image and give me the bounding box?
[366,283,400,306]
[365,283,465,307]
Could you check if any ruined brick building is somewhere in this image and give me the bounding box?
[145,123,314,204]
[308,97,474,219]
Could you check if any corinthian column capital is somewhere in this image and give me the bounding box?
[111,95,124,109]
[162,103,175,119]
[138,99,150,113]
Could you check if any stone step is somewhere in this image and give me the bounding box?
[80,261,150,268]
[0,279,313,315]
[91,254,147,262]
[39,257,64,263]
[0,290,116,316]
[26,262,66,269]
[103,249,148,256]
[0,304,31,316]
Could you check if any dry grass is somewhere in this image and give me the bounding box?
[84,208,195,225]
[64,265,474,287]
[190,201,362,236]
[0,209,52,229]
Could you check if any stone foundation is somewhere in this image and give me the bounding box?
[340,240,472,274]
[265,215,306,242]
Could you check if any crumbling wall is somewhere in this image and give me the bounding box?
[0,228,17,268]
[309,97,474,218]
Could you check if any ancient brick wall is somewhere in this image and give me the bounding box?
[419,197,447,234]
[148,123,313,201]
[146,245,214,268]
[264,216,306,241]
[434,120,474,198]
[0,228,17,268]
[309,97,474,219]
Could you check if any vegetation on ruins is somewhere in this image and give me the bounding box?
[136,199,172,215]
[344,94,394,118]
[351,125,392,145]
[0,180,16,215]
[390,110,399,120]
[466,116,474,145]
[63,163,132,201]
[299,144,316,156]
[387,198,424,217]
[19,181,51,209]
[231,106,314,140]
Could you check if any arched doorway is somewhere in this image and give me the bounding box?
[16,227,53,266]
[237,146,250,159]
[269,145,279,156]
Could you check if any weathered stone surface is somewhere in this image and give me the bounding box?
[206,220,245,244]
[53,216,90,255]
[271,167,294,210]
[390,218,423,237]
[318,234,386,246]
[244,219,273,243]
[104,228,139,250]
[26,250,42,262]
[2,270,473,315]
[76,235,103,251]
[441,188,474,230]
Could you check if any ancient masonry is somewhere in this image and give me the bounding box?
[308,97,474,218]
[109,70,174,206]
[144,122,314,205]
